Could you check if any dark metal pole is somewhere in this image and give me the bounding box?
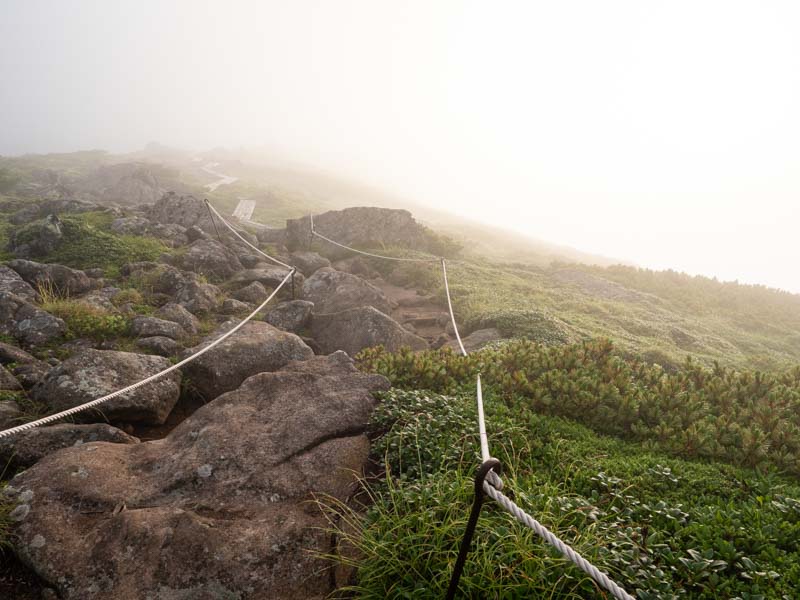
[291,270,296,300]
[204,198,224,243]
[445,458,502,600]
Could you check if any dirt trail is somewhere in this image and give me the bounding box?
[372,279,451,343]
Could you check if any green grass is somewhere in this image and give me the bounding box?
[326,388,800,599]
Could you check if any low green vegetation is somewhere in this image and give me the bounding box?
[42,212,166,276]
[328,387,800,598]
[41,298,130,341]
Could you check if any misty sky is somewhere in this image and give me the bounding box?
[2,1,799,292]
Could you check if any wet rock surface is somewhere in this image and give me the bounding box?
[6,353,389,600]
[180,321,314,400]
[0,423,139,469]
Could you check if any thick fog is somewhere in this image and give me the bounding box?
[2,1,800,292]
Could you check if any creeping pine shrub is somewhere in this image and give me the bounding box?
[324,388,800,599]
[357,339,800,476]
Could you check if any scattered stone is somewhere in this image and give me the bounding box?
[31,349,181,425]
[0,341,39,365]
[290,251,331,276]
[185,225,208,242]
[8,259,94,296]
[11,361,51,390]
[154,302,199,334]
[84,268,105,279]
[265,300,314,333]
[302,267,391,314]
[181,321,313,400]
[239,253,261,268]
[135,336,180,357]
[174,280,221,314]
[0,365,22,390]
[0,292,67,347]
[0,399,22,429]
[0,423,140,469]
[311,306,428,356]
[232,280,269,304]
[130,315,185,339]
[77,287,120,312]
[0,265,39,302]
[221,298,251,314]
[110,215,150,235]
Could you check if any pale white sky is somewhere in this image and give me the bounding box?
[2,1,799,292]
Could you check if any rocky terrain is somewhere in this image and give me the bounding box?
[0,189,484,599]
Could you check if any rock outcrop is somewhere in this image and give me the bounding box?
[7,352,389,599]
[180,321,314,400]
[311,306,428,356]
[31,349,181,425]
[302,267,391,314]
[179,238,243,280]
[286,206,442,258]
[148,192,216,231]
[101,168,165,206]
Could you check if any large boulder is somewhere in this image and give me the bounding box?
[290,251,331,276]
[31,349,181,425]
[179,238,243,280]
[0,265,38,302]
[311,306,428,356]
[0,292,67,347]
[6,353,389,600]
[173,280,222,314]
[8,259,94,296]
[8,214,64,258]
[286,206,443,257]
[154,302,199,335]
[231,280,269,304]
[148,192,216,231]
[0,423,139,469]
[302,267,391,314]
[180,321,313,400]
[0,365,22,391]
[265,300,314,333]
[130,316,185,340]
[230,265,304,291]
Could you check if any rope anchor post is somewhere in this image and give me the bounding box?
[445,458,502,600]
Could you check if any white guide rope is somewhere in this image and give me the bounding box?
[0,270,294,439]
[205,200,294,270]
[482,481,635,600]
[440,258,467,357]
